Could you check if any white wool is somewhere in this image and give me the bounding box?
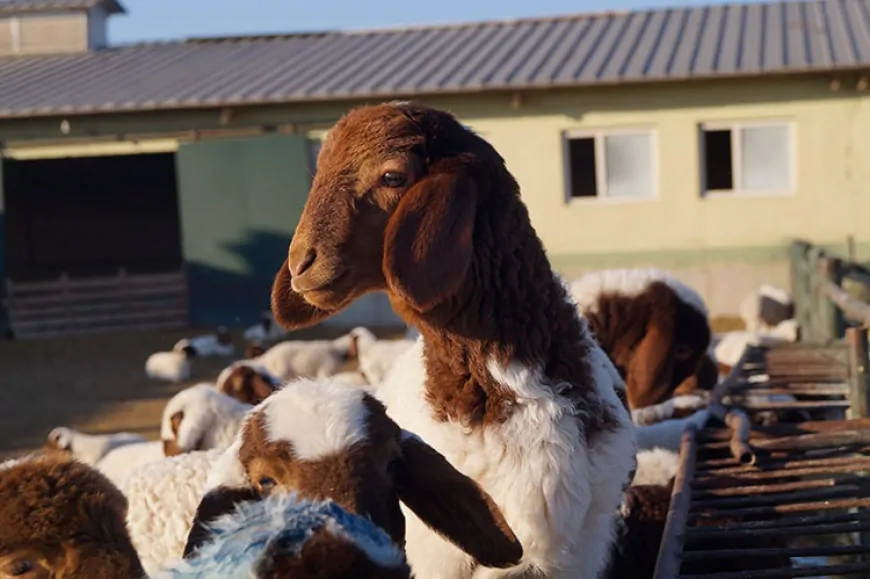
[374,319,636,578]
[159,383,252,454]
[714,326,798,368]
[173,334,234,358]
[331,371,370,386]
[635,409,710,453]
[245,334,355,381]
[261,378,370,461]
[145,351,192,384]
[46,427,146,466]
[243,311,287,343]
[568,267,709,318]
[759,284,793,305]
[349,326,415,385]
[120,448,223,576]
[95,440,165,487]
[631,447,681,487]
[214,360,282,395]
[631,394,709,427]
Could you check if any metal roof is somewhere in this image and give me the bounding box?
[0,0,126,15]
[0,0,868,119]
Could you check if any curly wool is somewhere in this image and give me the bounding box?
[155,492,406,578]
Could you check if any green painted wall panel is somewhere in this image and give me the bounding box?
[176,134,311,328]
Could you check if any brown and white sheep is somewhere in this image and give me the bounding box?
[214,362,280,405]
[185,377,523,569]
[267,101,635,579]
[568,268,712,412]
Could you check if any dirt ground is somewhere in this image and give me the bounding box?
[0,325,405,460]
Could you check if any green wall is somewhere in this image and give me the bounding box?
[176,134,311,328]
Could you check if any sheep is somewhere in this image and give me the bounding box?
[0,453,146,578]
[568,268,712,412]
[146,344,197,383]
[95,440,165,487]
[43,426,145,466]
[636,408,710,453]
[739,283,795,333]
[156,492,413,579]
[332,370,371,386]
[349,326,416,385]
[715,318,801,373]
[267,101,635,579]
[239,332,361,382]
[673,350,720,397]
[244,342,267,358]
[160,383,251,457]
[173,327,234,358]
[187,377,522,569]
[120,448,224,575]
[243,310,288,343]
[214,361,281,405]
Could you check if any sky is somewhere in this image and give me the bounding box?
[110,0,770,44]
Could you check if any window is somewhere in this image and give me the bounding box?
[701,122,794,195]
[564,130,655,201]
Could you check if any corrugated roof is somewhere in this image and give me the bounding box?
[0,0,125,15]
[0,0,868,119]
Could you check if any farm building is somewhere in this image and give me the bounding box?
[0,0,869,338]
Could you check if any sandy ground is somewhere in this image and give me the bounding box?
[0,325,405,460]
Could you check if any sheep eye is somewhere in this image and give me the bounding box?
[381,172,407,188]
[257,476,277,492]
[10,559,33,576]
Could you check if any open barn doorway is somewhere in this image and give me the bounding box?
[1,152,189,338]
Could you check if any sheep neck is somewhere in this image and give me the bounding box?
[394,194,617,435]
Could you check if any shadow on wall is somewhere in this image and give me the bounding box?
[185,229,402,330]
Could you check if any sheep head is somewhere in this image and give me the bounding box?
[185,379,523,569]
[0,455,144,579]
[271,101,509,330]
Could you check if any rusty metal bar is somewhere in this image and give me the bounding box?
[682,543,870,561]
[693,476,862,498]
[847,327,870,420]
[680,562,870,579]
[687,511,870,537]
[690,485,860,509]
[690,496,870,520]
[749,429,870,452]
[653,426,698,579]
[694,463,870,485]
[698,455,870,476]
[728,385,849,396]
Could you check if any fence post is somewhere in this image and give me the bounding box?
[847,327,870,420]
[789,240,813,342]
[816,256,841,343]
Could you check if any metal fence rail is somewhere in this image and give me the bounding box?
[655,327,870,579]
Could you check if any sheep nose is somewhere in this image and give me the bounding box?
[289,247,317,277]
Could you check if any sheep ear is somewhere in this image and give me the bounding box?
[183,486,261,558]
[245,373,276,404]
[383,174,477,312]
[395,433,523,568]
[271,258,334,330]
[627,321,676,410]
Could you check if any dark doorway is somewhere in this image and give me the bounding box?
[2,152,182,281]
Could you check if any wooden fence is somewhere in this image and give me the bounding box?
[3,268,189,339]
[790,239,870,344]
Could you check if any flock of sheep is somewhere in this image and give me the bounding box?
[0,101,802,579]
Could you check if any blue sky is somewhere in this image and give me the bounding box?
[110,0,769,44]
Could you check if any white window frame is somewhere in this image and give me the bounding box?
[562,127,659,204]
[700,120,797,198]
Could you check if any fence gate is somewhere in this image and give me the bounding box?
[3,269,189,339]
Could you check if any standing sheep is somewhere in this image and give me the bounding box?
[267,101,635,579]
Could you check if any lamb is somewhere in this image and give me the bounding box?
[0,453,410,579]
[240,331,361,382]
[158,492,412,579]
[160,383,251,457]
[350,326,416,385]
[715,318,801,374]
[120,448,225,575]
[267,101,635,579]
[568,268,712,411]
[146,344,197,383]
[95,440,166,487]
[0,453,146,578]
[214,361,281,405]
[739,283,795,333]
[186,378,522,569]
[673,350,720,397]
[243,310,288,343]
[43,426,145,466]
[173,327,234,357]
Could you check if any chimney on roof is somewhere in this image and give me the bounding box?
[0,0,126,57]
